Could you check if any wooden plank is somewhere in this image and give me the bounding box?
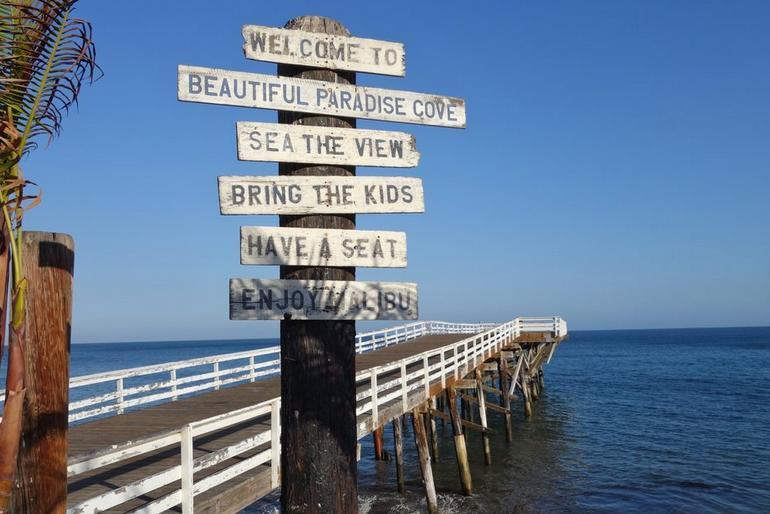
[240,227,407,268]
[218,176,425,215]
[236,122,419,167]
[242,25,405,77]
[177,65,466,128]
[229,279,418,320]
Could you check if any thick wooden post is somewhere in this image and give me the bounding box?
[412,409,438,514]
[521,376,533,418]
[446,388,472,495]
[498,357,513,443]
[474,369,491,465]
[531,372,540,401]
[392,418,405,494]
[11,232,74,514]
[539,368,545,389]
[428,397,439,461]
[278,16,358,513]
[373,427,384,460]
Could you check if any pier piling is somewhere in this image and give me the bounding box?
[392,418,405,494]
[475,369,492,465]
[412,407,438,514]
[446,388,473,495]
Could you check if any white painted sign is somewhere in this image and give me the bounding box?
[218,176,425,215]
[236,122,419,167]
[230,279,418,320]
[177,65,466,128]
[242,25,405,77]
[241,227,407,267]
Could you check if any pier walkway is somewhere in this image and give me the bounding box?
[59,318,567,513]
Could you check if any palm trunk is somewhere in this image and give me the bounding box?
[0,217,23,514]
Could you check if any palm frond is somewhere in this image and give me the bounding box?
[0,0,100,164]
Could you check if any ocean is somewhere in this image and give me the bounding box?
[4,327,770,512]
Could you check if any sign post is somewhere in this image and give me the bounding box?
[178,12,464,513]
[277,16,359,514]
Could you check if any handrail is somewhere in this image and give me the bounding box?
[65,317,567,514]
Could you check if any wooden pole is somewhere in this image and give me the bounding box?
[278,16,357,513]
[428,397,439,461]
[498,357,513,443]
[521,376,533,418]
[531,372,540,401]
[412,409,438,514]
[474,369,491,465]
[373,427,384,460]
[392,418,405,494]
[539,368,545,389]
[11,232,74,514]
[445,388,472,495]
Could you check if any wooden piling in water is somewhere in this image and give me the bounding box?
[428,397,439,461]
[531,372,540,401]
[446,388,473,495]
[539,368,545,389]
[412,408,438,514]
[499,356,513,442]
[392,418,405,494]
[475,369,492,465]
[521,375,533,418]
[373,427,384,460]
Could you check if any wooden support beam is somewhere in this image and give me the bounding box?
[429,407,449,422]
[475,369,491,465]
[520,375,533,418]
[412,408,438,514]
[499,356,513,442]
[428,397,439,462]
[373,427,384,460]
[392,418,405,494]
[446,388,472,495]
[538,368,545,388]
[454,379,477,390]
[482,362,498,371]
[531,374,540,401]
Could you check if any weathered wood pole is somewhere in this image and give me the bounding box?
[498,356,513,443]
[11,232,74,514]
[428,397,439,461]
[373,427,385,460]
[392,418,405,494]
[521,376,533,418]
[539,368,545,389]
[412,409,438,514]
[278,16,357,513]
[531,372,540,401]
[474,369,491,465]
[446,388,472,495]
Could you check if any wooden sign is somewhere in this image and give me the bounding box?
[242,25,405,77]
[236,122,419,167]
[241,227,407,267]
[230,279,418,320]
[218,176,425,215]
[177,65,466,128]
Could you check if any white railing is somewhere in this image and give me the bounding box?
[65,317,566,514]
[2,320,496,424]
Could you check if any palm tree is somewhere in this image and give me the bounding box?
[0,1,98,510]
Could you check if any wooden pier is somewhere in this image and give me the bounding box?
[60,318,567,513]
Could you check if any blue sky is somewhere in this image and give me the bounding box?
[22,0,770,342]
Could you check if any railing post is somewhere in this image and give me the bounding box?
[440,351,446,389]
[370,368,379,423]
[181,424,194,514]
[213,362,220,390]
[116,378,124,415]
[171,369,178,401]
[271,399,281,489]
[249,356,256,382]
[423,355,430,399]
[401,361,408,411]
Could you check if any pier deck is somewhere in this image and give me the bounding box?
[67,334,472,512]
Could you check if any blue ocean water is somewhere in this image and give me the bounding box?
[3,327,769,512]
